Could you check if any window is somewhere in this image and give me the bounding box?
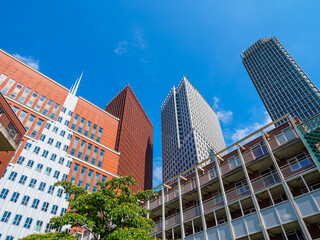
[85,183,90,191]
[251,142,268,158]
[64,120,70,126]
[57,116,63,122]
[58,157,65,164]
[63,145,68,152]
[229,155,241,169]
[288,153,311,171]
[10,192,20,203]
[36,163,43,172]
[41,202,49,212]
[208,166,217,179]
[8,171,18,181]
[67,160,72,168]
[19,175,27,185]
[0,188,9,199]
[61,107,66,113]
[57,188,63,197]
[50,153,57,161]
[24,142,32,150]
[12,214,22,226]
[52,126,58,133]
[42,150,49,158]
[51,205,58,215]
[45,167,52,176]
[275,128,296,144]
[24,217,33,229]
[60,208,67,216]
[17,156,25,164]
[34,220,43,231]
[1,211,11,223]
[45,122,51,130]
[235,180,249,194]
[29,178,37,188]
[31,198,40,209]
[67,133,72,140]
[39,134,46,141]
[38,182,46,191]
[60,130,66,137]
[26,160,34,168]
[48,185,54,194]
[47,138,54,145]
[55,141,61,149]
[62,174,68,181]
[53,170,60,179]
[33,146,40,154]
[21,195,30,206]
[68,110,73,116]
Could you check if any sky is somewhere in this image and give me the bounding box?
[1,1,320,187]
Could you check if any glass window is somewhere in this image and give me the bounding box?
[41,202,49,212]
[29,178,37,188]
[12,214,22,226]
[10,192,20,203]
[36,163,43,172]
[235,180,249,194]
[288,153,311,171]
[19,175,27,185]
[31,198,40,209]
[8,171,18,181]
[0,188,9,199]
[229,155,241,169]
[24,217,33,229]
[26,160,34,168]
[1,211,11,223]
[21,195,30,206]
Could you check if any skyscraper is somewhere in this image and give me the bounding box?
[241,36,320,125]
[161,77,226,182]
[105,85,153,191]
[0,49,121,239]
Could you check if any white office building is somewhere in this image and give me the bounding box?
[161,76,226,182]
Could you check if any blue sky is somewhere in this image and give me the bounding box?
[1,1,320,187]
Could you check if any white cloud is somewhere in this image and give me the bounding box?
[13,53,39,70]
[231,111,273,142]
[114,41,128,54]
[133,27,147,50]
[213,97,233,124]
[217,110,233,124]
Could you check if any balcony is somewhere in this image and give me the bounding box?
[0,93,25,151]
[251,172,281,192]
[295,189,320,218]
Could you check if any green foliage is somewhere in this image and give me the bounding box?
[48,176,158,240]
[20,232,76,240]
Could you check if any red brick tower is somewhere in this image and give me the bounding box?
[106,85,153,191]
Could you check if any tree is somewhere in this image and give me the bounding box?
[48,176,157,240]
[20,232,76,240]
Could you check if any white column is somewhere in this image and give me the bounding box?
[162,186,166,240]
[178,177,185,240]
[147,200,150,219]
[261,132,312,240]
[195,168,208,240]
[215,158,236,240]
[237,145,270,240]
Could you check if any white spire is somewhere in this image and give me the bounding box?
[71,71,84,96]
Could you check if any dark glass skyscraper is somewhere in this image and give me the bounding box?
[241,37,320,125]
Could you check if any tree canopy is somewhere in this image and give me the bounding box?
[21,176,158,240]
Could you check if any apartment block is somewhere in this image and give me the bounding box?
[148,114,320,240]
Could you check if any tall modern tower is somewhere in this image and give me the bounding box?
[241,37,320,125]
[105,85,153,191]
[161,77,226,182]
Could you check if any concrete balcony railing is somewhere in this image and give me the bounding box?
[251,172,281,192]
[225,186,251,203]
[280,159,315,179]
[203,197,224,213]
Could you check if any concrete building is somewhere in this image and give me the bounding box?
[0,49,122,239]
[106,85,153,191]
[241,37,320,126]
[148,114,320,240]
[161,76,226,182]
[0,92,25,179]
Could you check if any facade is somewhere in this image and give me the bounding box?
[0,49,121,239]
[105,85,153,191]
[241,37,320,126]
[0,92,25,179]
[148,115,320,240]
[161,76,226,182]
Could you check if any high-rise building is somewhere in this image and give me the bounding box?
[161,77,226,182]
[105,85,153,191]
[0,92,26,179]
[149,115,320,240]
[241,37,320,125]
[0,49,122,239]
